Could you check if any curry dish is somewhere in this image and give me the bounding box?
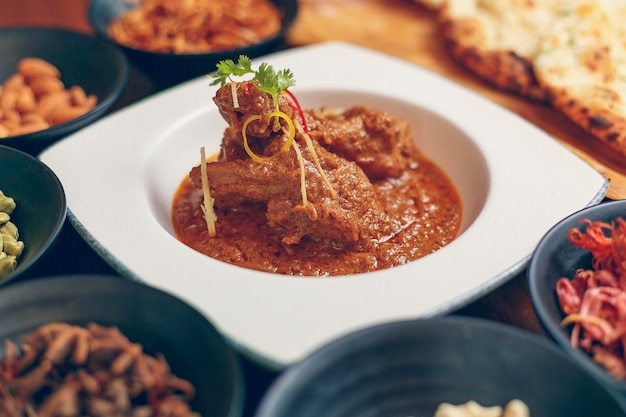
[171,60,462,276]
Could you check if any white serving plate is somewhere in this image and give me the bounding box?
[40,42,608,370]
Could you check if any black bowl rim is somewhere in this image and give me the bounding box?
[87,0,299,58]
[0,144,67,283]
[528,199,626,391]
[255,316,624,417]
[0,273,246,417]
[0,26,130,144]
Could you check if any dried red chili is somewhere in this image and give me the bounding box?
[556,217,626,379]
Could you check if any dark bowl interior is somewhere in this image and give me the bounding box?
[0,145,66,284]
[88,0,298,88]
[528,199,626,396]
[0,27,129,155]
[255,317,626,417]
[0,274,244,417]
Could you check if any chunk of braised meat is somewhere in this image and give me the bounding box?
[218,126,252,161]
[213,81,296,137]
[191,140,401,246]
[204,82,420,247]
[304,106,418,179]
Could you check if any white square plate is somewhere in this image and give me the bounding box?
[40,42,607,369]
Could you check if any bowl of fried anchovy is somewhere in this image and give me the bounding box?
[0,274,244,416]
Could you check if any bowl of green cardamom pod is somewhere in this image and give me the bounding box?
[0,145,66,283]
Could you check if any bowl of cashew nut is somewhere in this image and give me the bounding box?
[0,27,129,155]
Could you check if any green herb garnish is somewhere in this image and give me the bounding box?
[209,55,295,112]
[209,55,254,86]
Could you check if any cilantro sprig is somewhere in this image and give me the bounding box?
[209,55,254,86]
[209,55,295,111]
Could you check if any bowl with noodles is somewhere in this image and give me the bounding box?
[88,0,298,88]
[529,198,626,397]
[254,317,626,417]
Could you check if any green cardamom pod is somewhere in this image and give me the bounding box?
[0,191,15,215]
[0,253,16,280]
[0,221,18,240]
[3,237,23,257]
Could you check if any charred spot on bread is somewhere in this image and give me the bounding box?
[589,116,613,129]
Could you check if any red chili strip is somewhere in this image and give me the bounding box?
[283,89,308,133]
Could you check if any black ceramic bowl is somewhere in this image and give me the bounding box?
[0,27,129,155]
[0,274,244,417]
[529,199,626,396]
[255,317,626,417]
[0,145,66,284]
[88,0,298,88]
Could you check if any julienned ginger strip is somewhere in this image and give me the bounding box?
[200,146,217,236]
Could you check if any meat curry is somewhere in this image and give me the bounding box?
[171,57,462,276]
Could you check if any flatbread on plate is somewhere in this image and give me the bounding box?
[533,0,626,157]
[437,0,562,101]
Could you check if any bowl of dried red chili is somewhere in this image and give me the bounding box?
[529,198,626,397]
[88,0,298,88]
[0,274,244,416]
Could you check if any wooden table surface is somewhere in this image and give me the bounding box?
[0,0,609,414]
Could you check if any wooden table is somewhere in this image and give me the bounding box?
[0,0,610,415]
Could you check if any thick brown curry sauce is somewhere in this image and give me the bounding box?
[172,155,461,276]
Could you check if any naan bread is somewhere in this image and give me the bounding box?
[437,0,562,100]
[533,0,626,157]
